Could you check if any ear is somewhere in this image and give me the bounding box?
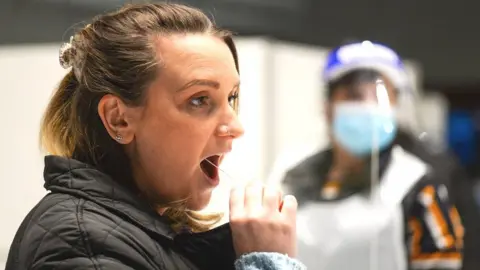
[98,94,135,144]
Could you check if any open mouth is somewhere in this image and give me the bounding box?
[200,155,220,181]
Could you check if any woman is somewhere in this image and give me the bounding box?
[5,3,304,270]
[272,42,464,270]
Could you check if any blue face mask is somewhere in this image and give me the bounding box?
[332,102,397,157]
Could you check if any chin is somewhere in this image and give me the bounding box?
[187,189,214,211]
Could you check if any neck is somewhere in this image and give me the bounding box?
[332,145,365,173]
[328,146,372,190]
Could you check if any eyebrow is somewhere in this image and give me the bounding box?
[177,79,219,92]
[177,79,240,92]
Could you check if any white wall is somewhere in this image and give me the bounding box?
[0,38,433,264]
[206,38,271,213]
[0,44,68,267]
[211,40,331,213]
[417,91,449,151]
[270,42,330,163]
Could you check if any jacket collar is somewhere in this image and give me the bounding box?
[43,155,176,240]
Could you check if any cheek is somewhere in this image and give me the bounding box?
[132,119,205,198]
[134,109,213,169]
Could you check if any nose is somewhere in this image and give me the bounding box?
[217,107,244,139]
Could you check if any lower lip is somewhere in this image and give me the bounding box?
[203,172,220,187]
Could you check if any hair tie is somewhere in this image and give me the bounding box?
[59,36,75,69]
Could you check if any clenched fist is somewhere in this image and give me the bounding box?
[229,184,298,258]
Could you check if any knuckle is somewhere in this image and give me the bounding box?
[280,223,289,232]
[279,220,293,233]
[231,216,259,227]
[265,219,280,231]
[230,213,252,225]
[230,215,247,225]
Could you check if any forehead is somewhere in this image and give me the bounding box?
[155,34,239,85]
[332,75,397,101]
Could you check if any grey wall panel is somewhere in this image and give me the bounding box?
[1,0,480,88]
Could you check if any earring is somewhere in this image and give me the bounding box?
[115,134,123,142]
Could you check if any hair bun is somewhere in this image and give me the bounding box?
[59,36,75,69]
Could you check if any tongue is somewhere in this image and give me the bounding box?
[201,158,218,179]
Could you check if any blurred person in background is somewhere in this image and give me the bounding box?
[5,3,304,270]
[271,41,465,270]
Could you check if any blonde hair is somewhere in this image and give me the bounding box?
[40,3,238,233]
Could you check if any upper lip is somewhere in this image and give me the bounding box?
[201,152,228,161]
[201,146,232,161]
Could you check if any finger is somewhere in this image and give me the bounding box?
[245,184,263,213]
[229,186,245,219]
[280,195,298,222]
[262,186,282,213]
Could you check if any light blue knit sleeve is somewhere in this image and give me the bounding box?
[234,252,307,270]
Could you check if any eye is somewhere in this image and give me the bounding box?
[189,96,209,108]
[228,92,239,108]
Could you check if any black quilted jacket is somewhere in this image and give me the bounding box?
[5,156,237,270]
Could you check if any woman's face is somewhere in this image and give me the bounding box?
[327,74,398,121]
[330,75,397,105]
[326,74,398,159]
[125,34,243,210]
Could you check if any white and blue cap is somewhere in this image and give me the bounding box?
[323,41,409,90]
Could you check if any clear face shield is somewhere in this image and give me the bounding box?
[295,70,423,270]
